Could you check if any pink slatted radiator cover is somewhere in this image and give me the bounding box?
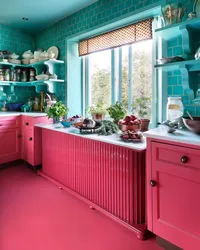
[41,130,146,239]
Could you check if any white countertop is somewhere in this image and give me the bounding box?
[35,123,146,151]
[0,112,47,117]
[144,126,200,147]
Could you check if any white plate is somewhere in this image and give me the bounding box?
[47,46,59,59]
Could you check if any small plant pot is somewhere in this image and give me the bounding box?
[53,116,61,124]
[121,124,141,132]
[140,119,150,132]
[92,114,105,121]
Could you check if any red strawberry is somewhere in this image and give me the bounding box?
[130,115,136,121]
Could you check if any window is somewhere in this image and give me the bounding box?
[83,39,153,119]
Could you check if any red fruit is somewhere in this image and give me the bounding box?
[119,119,123,125]
[121,120,127,125]
[130,115,136,121]
[132,120,139,125]
[129,120,135,125]
[124,116,131,122]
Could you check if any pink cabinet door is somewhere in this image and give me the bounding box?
[42,129,75,190]
[21,128,34,165]
[0,128,21,164]
[150,142,200,249]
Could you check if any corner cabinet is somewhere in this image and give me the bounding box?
[146,138,200,250]
[0,59,64,94]
[0,116,21,164]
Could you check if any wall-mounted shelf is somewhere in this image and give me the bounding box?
[155,59,200,72]
[155,17,200,40]
[0,59,65,94]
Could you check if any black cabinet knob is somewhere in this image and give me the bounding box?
[181,156,188,164]
[150,180,157,187]
[25,122,29,126]
[29,137,33,141]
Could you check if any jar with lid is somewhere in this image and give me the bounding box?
[0,69,4,81]
[4,69,10,81]
[166,97,184,121]
[21,69,28,82]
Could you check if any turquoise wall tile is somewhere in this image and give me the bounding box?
[168,86,173,95]
[0,24,37,101]
[173,86,183,95]
[168,76,177,85]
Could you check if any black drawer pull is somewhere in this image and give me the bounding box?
[29,137,33,141]
[181,156,188,164]
[0,124,2,126]
[150,180,157,187]
[25,122,29,126]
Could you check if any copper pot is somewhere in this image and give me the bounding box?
[140,119,150,132]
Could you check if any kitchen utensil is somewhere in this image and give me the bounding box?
[182,116,200,133]
[186,111,194,120]
[47,46,59,59]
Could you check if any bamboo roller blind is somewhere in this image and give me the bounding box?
[78,18,153,56]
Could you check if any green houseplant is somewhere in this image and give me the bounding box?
[132,96,151,131]
[46,101,69,123]
[87,103,107,121]
[107,101,127,124]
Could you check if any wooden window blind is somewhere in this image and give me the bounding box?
[78,18,153,56]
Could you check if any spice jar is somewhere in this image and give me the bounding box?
[4,69,10,81]
[0,69,4,81]
[21,69,28,82]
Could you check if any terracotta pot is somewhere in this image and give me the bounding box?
[92,114,105,121]
[140,119,150,132]
[121,124,140,132]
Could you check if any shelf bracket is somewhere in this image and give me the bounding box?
[179,65,194,99]
[179,25,193,58]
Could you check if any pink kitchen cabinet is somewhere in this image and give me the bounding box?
[146,139,200,250]
[0,116,21,165]
[21,115,51,167]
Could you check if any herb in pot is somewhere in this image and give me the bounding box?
[107,101,127,123]
[86,103,107,121]
[98,120,119,136]
[45,101,69,123]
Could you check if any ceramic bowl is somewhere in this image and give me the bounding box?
[9,59,21,64]
[10,53,19,60]
[35,74,49,81]
[22,59,30,64]
[60,121,72,127]
[30,59,38,64]
[182,116,200,134]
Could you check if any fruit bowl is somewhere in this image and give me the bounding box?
[121,124,141,132]
[119,130,143,142]
[182,116,200,134]
[60,120,72,127]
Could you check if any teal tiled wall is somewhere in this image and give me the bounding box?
[35,0,194,112]
[0,24,37,102]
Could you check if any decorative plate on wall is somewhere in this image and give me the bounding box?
[47,46,59,59]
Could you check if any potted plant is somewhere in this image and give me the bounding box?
[107,101,127,124]
[132,96,151,132]
[46,101,69,123]
[87,103,107,121]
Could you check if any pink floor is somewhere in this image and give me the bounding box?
[0,164,161,250]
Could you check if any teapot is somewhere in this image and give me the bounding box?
[22,50,34,59]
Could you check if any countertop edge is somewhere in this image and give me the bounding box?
[35,123,147,151]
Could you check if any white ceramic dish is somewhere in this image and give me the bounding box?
[22,59,30,64]
[36,74,49,81]
[47,46,59,59]
[9,59,21,64]
[10,53,19,60]
[30,59,38,64]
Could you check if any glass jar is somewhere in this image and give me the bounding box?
[21,69,28,82]
[166,97,184,121]
[0,69,4,81]
[4,69,10,81]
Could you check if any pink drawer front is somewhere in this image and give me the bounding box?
[22,115,51,129]
[0,116,20,129]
